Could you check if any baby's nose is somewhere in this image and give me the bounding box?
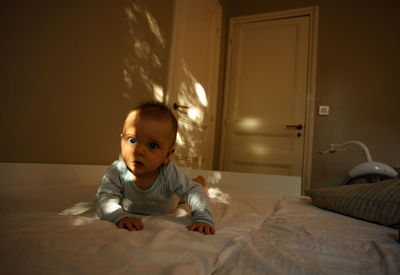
[133,143,145,155]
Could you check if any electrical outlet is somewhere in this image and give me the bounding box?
[318,105,330,116]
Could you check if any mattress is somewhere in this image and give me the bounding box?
[0,163,398,274]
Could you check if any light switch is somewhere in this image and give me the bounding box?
[318,105,330,116]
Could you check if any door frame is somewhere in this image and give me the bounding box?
[219,6,319,192]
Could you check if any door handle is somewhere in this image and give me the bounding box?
[173,103,190,110]
[286,124,303,130]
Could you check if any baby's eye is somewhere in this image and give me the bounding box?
[128,137,136,144]
[148,143,159,150]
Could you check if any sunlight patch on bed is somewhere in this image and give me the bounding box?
[206,171,222,185]
[208,187,230,204]
[70,216,95,226]
[59,202,95,226]
[60,202,92,216]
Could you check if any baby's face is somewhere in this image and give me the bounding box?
[121,110,175,180]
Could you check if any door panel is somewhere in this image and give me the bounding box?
[222,16,309,176]
[167,0,221,169]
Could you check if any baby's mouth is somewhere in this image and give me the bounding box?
[133,161,144,167]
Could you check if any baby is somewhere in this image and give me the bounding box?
[95,102,215,235]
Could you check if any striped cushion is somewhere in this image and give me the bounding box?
[305,179,400,227]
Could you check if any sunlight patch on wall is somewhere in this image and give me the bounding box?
[172,59,210,168]
[249,144,270,156]
[176,132,184,145]
[195,83,208,106]
[175,121,206,160]
[123,69,133,90]
[151,53,162,68]
[188,107,201,121]
[153,84,164,102]
[145,11,165,48]
[123,0,167,102]
[238,117,262,130]
[132,40,162,69]
[125,5,137,22]
[176,59,209,126]
[134,40,151,59]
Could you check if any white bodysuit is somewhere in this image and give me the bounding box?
[95,158,214,225]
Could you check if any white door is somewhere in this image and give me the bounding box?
[220,15,310,176]
[167,0,221,169]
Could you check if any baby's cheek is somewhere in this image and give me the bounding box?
[120,140,126,152]
[121,147,133,164]
[121,142,132,154]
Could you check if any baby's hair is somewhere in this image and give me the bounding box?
[123,101,178,146]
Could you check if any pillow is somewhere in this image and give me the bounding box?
[305,178,400,227]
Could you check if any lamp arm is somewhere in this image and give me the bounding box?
[325,140,373,162]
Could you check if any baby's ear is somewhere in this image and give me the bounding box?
[164,148,175,163]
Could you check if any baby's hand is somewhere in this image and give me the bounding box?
[187,222,215,235]
[116,216,143,231]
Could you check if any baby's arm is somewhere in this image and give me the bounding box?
[188,176,215,234]
[192,175,209,195]
[95,163,136,227]
[167,162,215,234]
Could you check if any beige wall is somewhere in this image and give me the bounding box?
[2,0,399,188]
[227,0,400,187]
[0,0,174,165]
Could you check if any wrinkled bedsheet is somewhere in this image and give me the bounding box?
[0,173,399,274]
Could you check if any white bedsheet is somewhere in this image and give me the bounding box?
[0,164,399,274]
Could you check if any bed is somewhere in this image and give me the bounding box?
[0,162,399,274]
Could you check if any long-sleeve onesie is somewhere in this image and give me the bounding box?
[95,158,214,226]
